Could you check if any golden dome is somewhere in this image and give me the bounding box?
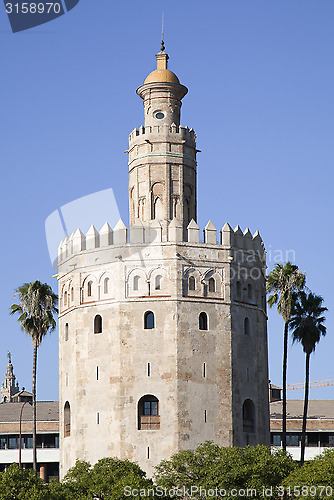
[144,68,180,85]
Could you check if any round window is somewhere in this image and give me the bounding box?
[155,112,165,120]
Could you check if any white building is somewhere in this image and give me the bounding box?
[0,356,59,481]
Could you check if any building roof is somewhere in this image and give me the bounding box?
[0,401,59,422]
[270,400,334,420]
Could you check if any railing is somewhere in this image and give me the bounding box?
[139,416,160,430]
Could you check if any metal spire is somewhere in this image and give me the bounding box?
[160,12,165,52]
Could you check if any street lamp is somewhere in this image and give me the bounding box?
[19,400,32,468]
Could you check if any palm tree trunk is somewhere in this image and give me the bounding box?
[300,352,310,465]
[282,321,288,451]
[32,339,38,473]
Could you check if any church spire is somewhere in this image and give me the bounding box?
[1,352,20,403]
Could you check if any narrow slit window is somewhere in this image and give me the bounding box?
[244,317,250,335]
[94,315,102,334]
[155,275,162,290]
[204,410,207,423]
[96,366,99,380]
[199,312,208,331]
[147,363,151,377]
[64,402,71,437]
[203,362,206,378]
[144,311,155,329]
[134,276,140,291]
[104,278,109,294]
[147,446,150,459]
[208,277,215,292]
[87,281,93,297]
[97,412,100,425]
[189,276,195,291]
[65,323,69,342]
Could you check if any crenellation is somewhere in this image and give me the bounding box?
[57,219,266,265]
[128,123,196,146]
[204,220,217,244]
[129,220,145,244]
[243,228,252,251]
[113,219,127,245]
[73,228,86,254]
[100,222,113,247]
[86,225,99,250]
[187,219,200,243]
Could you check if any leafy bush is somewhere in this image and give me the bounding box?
[154,442,296,499]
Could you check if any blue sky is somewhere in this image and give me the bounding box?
[0,0,333,401]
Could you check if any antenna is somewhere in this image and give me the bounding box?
[161,12,165,52]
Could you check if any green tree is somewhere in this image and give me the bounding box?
[154,442,296,499]
[266,262,306,451]
[290,291,327,465]
[62,457,155,500]
[10,280,58,473]
[0,463,49,500]
[284,449,334,498]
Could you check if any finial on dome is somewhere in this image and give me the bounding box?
[7,352,11,364]
[160,12,165,52]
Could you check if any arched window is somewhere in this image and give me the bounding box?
[65,323,69,342]
[248,284,252,300]
[104,278,109,294]
[144,311,155,329]
[209,277,215,292]
[199,312,208,331]
[236,281,241,298]
[64,401,71,437]
[94,315,102,334]
[133,276,140,291]
[244,317,250,335]
[64,291,68,307]
[189,276,195,291]
[71,287,74,303]
[155,275,162,290]
[87,281,93,297]
[243,399,255,433]
[138,395,160,430]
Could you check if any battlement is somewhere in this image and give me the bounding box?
[58,219,265,265]
[129,124,196,144]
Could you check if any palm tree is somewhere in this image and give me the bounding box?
[290,292,327,465]
[10,281,58,473]
[266,262,306,451]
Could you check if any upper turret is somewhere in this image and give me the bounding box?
[136,45,188,128]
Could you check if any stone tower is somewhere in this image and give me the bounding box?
[58,44,270,478]
[1,352,20,403]
[129,47,196,238]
